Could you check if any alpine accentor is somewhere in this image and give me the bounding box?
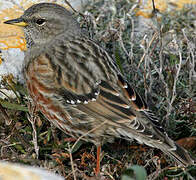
[4,3,195,174]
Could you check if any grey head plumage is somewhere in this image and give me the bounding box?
[5,3,82,48]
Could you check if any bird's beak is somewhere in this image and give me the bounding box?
[4,18,28,27]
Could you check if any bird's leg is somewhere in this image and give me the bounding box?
[95,145,101,176]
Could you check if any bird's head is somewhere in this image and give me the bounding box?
[4,3,81,47]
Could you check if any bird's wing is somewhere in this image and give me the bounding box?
[47,37,195,166]
[49,37,170,144]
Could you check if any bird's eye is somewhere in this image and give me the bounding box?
[35,18,46,26]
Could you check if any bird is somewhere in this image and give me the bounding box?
[4,3,195,175]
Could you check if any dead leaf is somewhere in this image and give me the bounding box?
[176,137,196,151]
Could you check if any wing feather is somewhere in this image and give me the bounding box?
[50,37,168,143]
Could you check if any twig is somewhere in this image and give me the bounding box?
[182,28,195,91]
[27,102,39,158]
[64,0,85,18]
[1,142,22,157]
[147,165,170,180]
[71,120,107,152]
[170,49,182,105]
[66,143,77,180]
[138,32,158,68]
[126,13,135,63]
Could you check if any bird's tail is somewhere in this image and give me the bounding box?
[163,142,196,166]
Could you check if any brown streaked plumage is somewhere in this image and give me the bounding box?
[4,3,195,173]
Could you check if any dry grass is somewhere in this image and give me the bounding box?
[0,0,196,179]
